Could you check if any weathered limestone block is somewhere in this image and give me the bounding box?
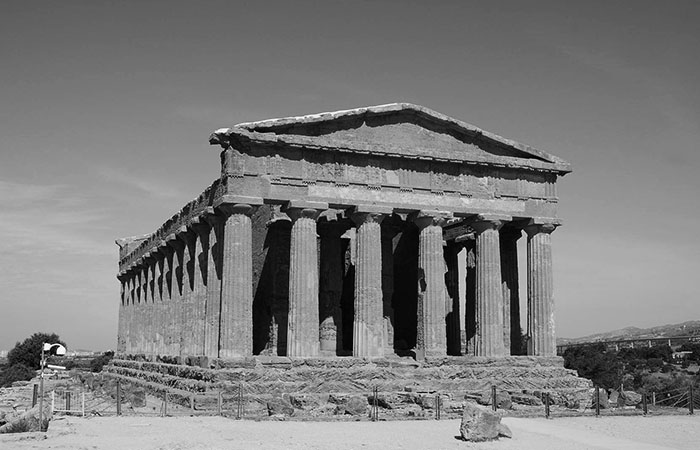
[459,403,512,442]
[525,220,558,356]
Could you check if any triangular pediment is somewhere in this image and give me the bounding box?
[210,103,571,173]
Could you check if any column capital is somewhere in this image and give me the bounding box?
[524,218,561,236]
[284,200,327,222]
[411,210,452,230]
[218,203,256,217]
[351,204,392,226]
[165,233,185,250]
[471,214,511,234]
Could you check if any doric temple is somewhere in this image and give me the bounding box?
[115,103,571,362]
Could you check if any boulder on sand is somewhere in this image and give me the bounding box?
[459,403,512,442]
[0,404,51,433]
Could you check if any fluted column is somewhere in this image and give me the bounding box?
[459,235,477,355]
[161,244,175,356]
[472,214,509,357]
[203,214,223,358]
[152,254,163,356]
[117,276,127,353]
[140,264,149,354]
[352,209,388,358]
[191,221,208,356]
[444,241,461,355]
[167,235,185,358]
[286,205,324,357]
[500,227,522,355]
[525,220,558,356]
[219,203,255,358]
[127,274,135,353]
[414,211,450,358]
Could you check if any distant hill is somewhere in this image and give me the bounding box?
[557,320,700,345]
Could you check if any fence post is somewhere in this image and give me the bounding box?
[491,385,497,412]
[32,384,38,407]
[66,391,71,412]
[434,393,441,421]
[217,390,222,416]
[236,383,242,420]
[82,392,85,417]
[545,393,551,419]
[162,391,168,417]
[51,391,55,417]
[689,386,695,415]
[595,386,600,417]
[372,387,379,422]
[116,379,122,416]
[190,394,195,414]
[642,391,648,415]
[652,391,656,406]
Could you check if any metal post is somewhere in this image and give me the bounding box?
[162,391,168,417]
[491,385,497,412]
[82,392,85,417]
[652,391,656,406]
[38,346,45,431]
[66,391,71,412]
[545,393,551,419]
[217,390,222,416]
[372,387,378,422]
[116,379,122,416]
[595,386,601,417]
[642,391,648,415]
[689,386,694,415]
[32,384,38,407]
[190,394,195,414]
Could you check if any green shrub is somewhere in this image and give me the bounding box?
[0,363,35,387]
[7,332,66,369]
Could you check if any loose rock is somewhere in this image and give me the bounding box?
[459,403,512,442]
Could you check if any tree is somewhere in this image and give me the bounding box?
[0,363,35,387]
[7,332,66,369]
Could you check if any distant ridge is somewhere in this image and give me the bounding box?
[557,320,700,346]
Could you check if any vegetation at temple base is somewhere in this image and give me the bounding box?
[563,343,700,394]
[0,332,66,387]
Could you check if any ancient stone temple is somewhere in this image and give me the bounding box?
[116,103,570,360]
[111,104,588,417]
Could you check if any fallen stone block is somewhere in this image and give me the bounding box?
[459,403,511,442]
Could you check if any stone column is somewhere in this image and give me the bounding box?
[414,211,450,358]
[127,274,135,354]
[219,203,256,358]
[444,241,462,356]
[191,220,208,356]
[140,264,150,355]
[203,214,223,358]
[352,208,390,358]
[460,236,477,355]
[286,203,325,357]
[524,220,558,356]
[472,214,509,357]
[167,234,185,358]
[117,276,127,353]
[178,232,196,357]
[318,222,347,354]
[500,227,522,355]
[161,244,174,357]
[152,254,163,356]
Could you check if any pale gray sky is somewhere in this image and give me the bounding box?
[1,1,698,350]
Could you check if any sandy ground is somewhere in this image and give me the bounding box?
[1,414,699,450]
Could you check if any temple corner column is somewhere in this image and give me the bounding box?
[524,218,559,357]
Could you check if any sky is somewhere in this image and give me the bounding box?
[1,1,698,351]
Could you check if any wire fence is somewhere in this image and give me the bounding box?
[30,373,699,421]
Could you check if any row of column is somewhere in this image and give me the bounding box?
[118,203,557,359]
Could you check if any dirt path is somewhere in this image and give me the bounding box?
[2,415,699,450]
